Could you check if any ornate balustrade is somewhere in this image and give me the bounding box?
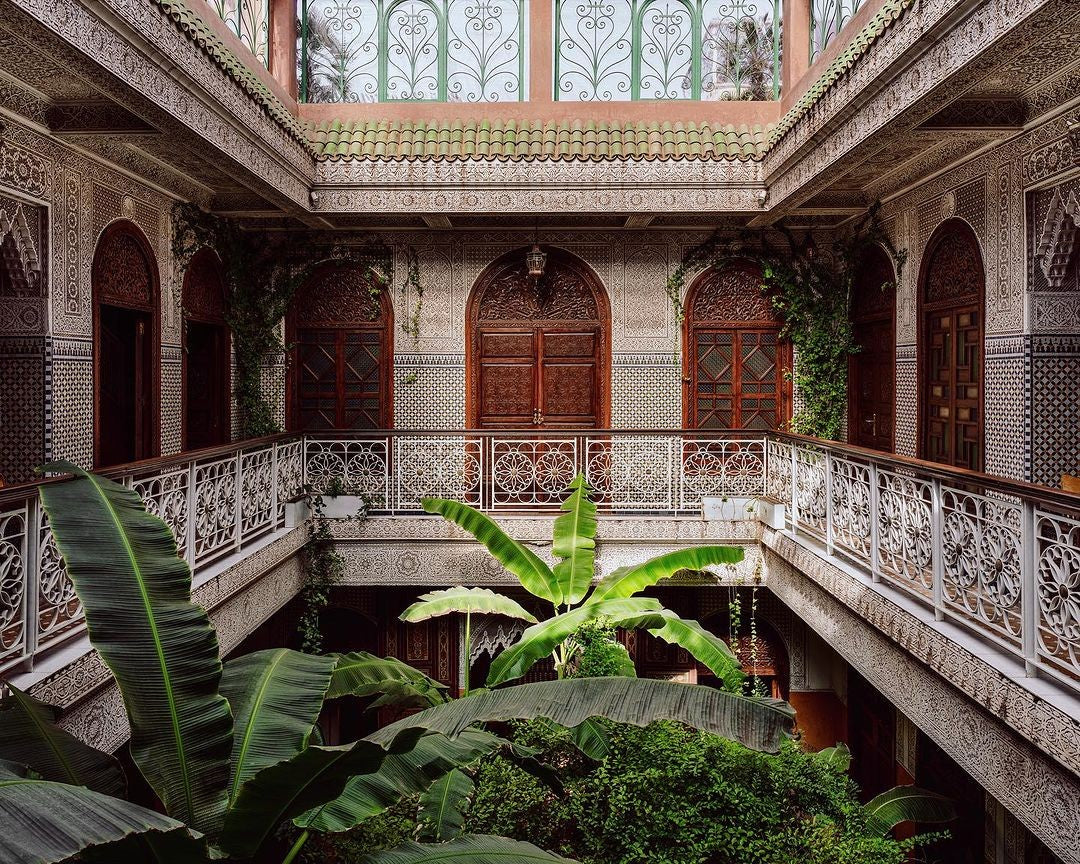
[4,428,1080,691]
[303,430,767,512]
[0,436,304,673]
[766,432,1080,687]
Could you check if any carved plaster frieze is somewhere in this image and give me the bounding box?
[1,0,313,208]
[766,0,1080,215]
[762,531,1080,784]
[330,515,763,545]
[766,550,1080,864]
[335,539,761,586]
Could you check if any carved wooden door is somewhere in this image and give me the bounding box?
[93,221,159,468]
[685,262,790,430]
[849,246,896,452]
[470,252,608,429]
[183,249,230,449]
[920,221,983,471]
[289,262,391,431]
[185,321,229,449]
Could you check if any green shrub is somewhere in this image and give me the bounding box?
[468,721,929,864]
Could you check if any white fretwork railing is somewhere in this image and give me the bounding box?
[765,434,1080,688]
[4,429,1080,690]
[0,437,304,673]
[303,431,768,513]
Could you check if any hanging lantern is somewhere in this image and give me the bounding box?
[526,242,547,278]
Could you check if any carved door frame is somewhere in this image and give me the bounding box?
[181,247,231,449]
[848,243,896,452]
[917,218,985,471]
[466,247,611,429]
[286,260,393,432]
[682,259,792,430]
[91,219,161,467]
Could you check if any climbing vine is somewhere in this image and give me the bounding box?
[297,492,345,654]
[399,246,424,348]
[664,205,905,440]
[171,204,400,438]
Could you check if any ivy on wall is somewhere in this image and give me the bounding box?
[665,206,904,440]
[172,204,412,438]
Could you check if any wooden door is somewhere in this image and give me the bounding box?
[919,220,984,471]
[92,221,159,469]
[849,669,896,802]
[685,261,790,430]
[99,305,152,467]
[849,246,896,451]
[469,250,609,429]
[183,248,230,449]
[288,262,392,432]
[296,327,385,430]
[185,321,229,449]
[916,732,981,864]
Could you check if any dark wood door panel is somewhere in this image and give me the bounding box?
[689,328,784,430]
[185,321,229,450]
[851,317,895,452]
[296,327,387,431]
[923,306,981,471]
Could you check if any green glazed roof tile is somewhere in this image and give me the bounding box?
[766,0,915,149]
[307,120,771,162]
[150,0,314,154]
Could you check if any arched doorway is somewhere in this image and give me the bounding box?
[182,248,230,450]
[92,220,159,468]
[467,248,611,429]
[849,244,896,452]
[287,260,392,431]
[683,260,791,429]
[918,219,984,471]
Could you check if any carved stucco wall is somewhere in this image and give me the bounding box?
[880,107,1080,483]
[384,230,701,430]
[0,116,182,471]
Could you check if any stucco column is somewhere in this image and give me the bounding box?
[530,0,554,103]
[782,0,812,102]
[269,0,298,100]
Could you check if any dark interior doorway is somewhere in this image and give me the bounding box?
[185,320,230,450]
[98,304,153,467]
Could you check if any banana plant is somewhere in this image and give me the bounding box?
[401,587,537,695]
[421,475,746,687]
[814,744,956,836]
[0,463,795,864]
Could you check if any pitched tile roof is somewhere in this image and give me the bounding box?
[151,0,313,152]
[767,0,915,147]
[307,120,770,162]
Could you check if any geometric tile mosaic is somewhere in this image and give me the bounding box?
[1031,340,1080,487]
[612,354,680,429]
[394,354,465,429]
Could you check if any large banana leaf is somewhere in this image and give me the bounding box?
[588,546,745,603]
[645,612,745,691]
[0,684,125,797]
[219,739,389,858]
[486,598,666,686]
[219,648,336,805]
[0,762,206,864]
[863,786,956,836]
[39,463,232,835]
[358,835,580,863]
[295,729,503,833]
[401,587,537,623]
[369,677,795,754]
[816,742,852,772]
[551,475,597,606]
[416,768,473,841]
[327,652,448,703]
[422,498,558,604]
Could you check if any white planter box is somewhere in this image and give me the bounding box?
[756,498,786,530]
[284,498,310,529]
[317,495,368,520]
[702,496,758,521]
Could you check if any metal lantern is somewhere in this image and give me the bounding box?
[526,243,547,278]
